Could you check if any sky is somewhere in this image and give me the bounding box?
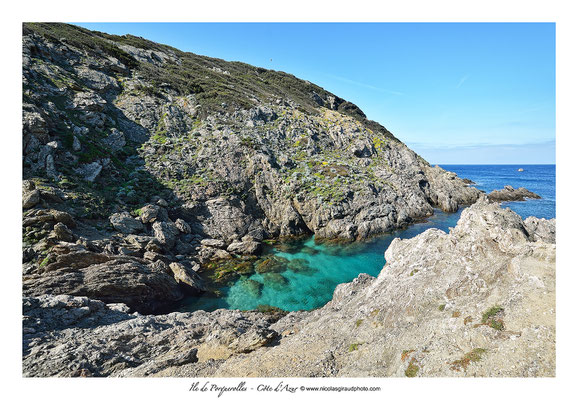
[76,23,555,164]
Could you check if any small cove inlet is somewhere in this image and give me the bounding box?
[177,207,465,312]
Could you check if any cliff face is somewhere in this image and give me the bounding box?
[20,25,555,377]
[23,23,478,249]
[22,199,556,377]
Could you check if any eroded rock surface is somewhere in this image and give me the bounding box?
[22,199,555,377]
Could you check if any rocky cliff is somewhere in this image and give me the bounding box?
[23,22,478,244]
[22,199,556,377]
[22,22,483,313]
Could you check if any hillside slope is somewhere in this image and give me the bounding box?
[22,23,478,312]
[23,23,478,241]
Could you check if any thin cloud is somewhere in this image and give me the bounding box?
[457,74,470,88]
[406,139,555,151]
[327,73,405,96]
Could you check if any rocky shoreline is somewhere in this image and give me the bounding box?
[21,23,555,378]
[22,198,555,377]
[22,23,481,314]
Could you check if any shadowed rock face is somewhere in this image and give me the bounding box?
[22,199,555,377]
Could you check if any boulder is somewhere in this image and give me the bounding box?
[52,222,75,242]
[226,240,262,255]
[175,218,191,234]
[22,189,40,209]
[75,162,103,182]
[102,128,126,152]
[200,238,226,248]
[110,212,144,234]
[139,204,162,224]
[168,262,206,294]
[22,180,36,192]
[71,91,106,112]
[152,221,180,250]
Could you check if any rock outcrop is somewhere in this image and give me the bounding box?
[22,22,480,251]
[21,24,554,378]
[22,199,555,377]
[487,185,541,203]
[20,23,489,319]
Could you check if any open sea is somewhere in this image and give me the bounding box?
[178,164,555,312]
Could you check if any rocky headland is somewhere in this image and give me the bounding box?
[21,23,555,378]
[23,198,555,377]
[22,23,481,312]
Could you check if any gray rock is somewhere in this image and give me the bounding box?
[22,180,36,192]
[22,189,40,209]
[52,222,75,242]
[110,212,144,234]
[488,186,541,202]
[139,204,165,224]
[23,254,183,314]
[102,128,126,152]
[22,295,278,377]
[72,135,81,151]
[173,240,195,255]
[524,216,556,243]
[226,240,262,255]
[71,91,106,112]
[175,218,191,234]
[200,238,226,249]
[152,221,179,250]
[75,162,102,182]
[168,262,206,294]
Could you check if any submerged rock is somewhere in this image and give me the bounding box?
[262,272,290,290]
[23,200,555,377]
[255,255,288,274]
[287,258,316,275]
[241,279,264,297]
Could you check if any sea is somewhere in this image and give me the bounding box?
[178,164,555,313]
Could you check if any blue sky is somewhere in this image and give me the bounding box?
[76,23,555,164]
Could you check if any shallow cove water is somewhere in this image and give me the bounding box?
[177,164,555,313]
[178,208,464,312]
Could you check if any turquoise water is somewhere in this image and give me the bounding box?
[178,208,463,312]
[178,164,555,312]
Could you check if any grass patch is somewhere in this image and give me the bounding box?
[348,343,362,352]
[438,304,446,311]
[478,305,505,331]
[405,359,419,377]
[355,319,363,328]
[450,348,486,371]
[481,306,504,324]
